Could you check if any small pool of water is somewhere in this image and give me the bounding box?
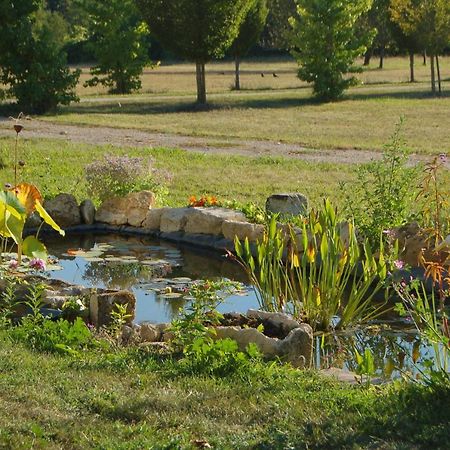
[42,232,259,324]
[41,232,447,379]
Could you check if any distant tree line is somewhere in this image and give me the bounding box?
[1,0,450,112]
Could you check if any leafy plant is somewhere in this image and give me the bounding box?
[108,303,132,342]
[416,154,449,246]
[235,199,390,331]
[354,347,376,386]
[170,280,237,351]
[85,155,171,204]
[394,280,449,385]
[341,120,418,246]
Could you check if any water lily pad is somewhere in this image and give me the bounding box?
[171,277,192,283]
[84,257,104,263]
[159,292,183,299]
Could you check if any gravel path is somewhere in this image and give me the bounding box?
[0,116,440,166]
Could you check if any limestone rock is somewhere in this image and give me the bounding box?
[140,322,160,342]
[44,193,81,228]
[222,220,264,242]
[142,208,167,231]
[96,191,156,227]
[89,289,136,328]
[185,207,247,235]
[214,326,279,357]
[266,193,308,218]
[278,324,313,369]
[160,207,194,233]
[127,191,156,227]
[80,199,96,225]
[247,309,301,338]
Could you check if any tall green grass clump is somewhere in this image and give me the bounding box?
[235,199,389,331]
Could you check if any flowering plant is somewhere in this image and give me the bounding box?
[188,195,219,208]
[85,155,171,203]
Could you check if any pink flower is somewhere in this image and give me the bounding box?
[394,260,404,270]
[9,259,18,270]
[29,258,46,271]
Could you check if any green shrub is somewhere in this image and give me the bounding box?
[341,121,418,246]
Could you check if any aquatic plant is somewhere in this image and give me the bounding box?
[235,199,389,331]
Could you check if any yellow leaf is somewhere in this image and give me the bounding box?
[12,183,43,215]
[35,200,65,236]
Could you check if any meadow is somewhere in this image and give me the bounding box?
[36,55,450,156]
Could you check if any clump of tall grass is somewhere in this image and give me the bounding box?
[235,199,389,332]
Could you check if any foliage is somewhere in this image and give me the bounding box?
[108,303,132,342]
[354,347,376,385]
[290,0,374,101]
[341,121,418,246]
[136,0,254,103]
[394,280,449,386]
[260,0,296,49]
[85,155,170,204]
[231,0,269,90]
[169,280,237,351]
[416,154,450,246]
[390,0,450,57]
[169,279,262,376]
[81,0,151,94]
[12,316,95,356]
[0,124,65,266]
[390,0,450,93]
[0,1,80,113]
[235,200,390,331]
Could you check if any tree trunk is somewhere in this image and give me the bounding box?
[409,52,415,83]
[436,55,442,94]
[430,54,436,94]
[379,47,385,69]
[235,57,241,91]
[363,49,372,66]
[196,62,206,104]
[423,51,427,66]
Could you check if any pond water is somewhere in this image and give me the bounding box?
[41,232,446,379]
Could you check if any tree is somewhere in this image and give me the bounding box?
[81,0,150,94]
[390,0,450,94]
[260,0,296,49]
[231,0,269,90]
[290,0,374,102]
[364,0,393,68]
[136,0,254,104]
[0,1,80,113]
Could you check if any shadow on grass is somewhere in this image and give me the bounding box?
[2,86,449,119]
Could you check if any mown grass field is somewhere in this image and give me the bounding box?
[36,56,450,156]
[1,330,449,450]
[0,137,356,206]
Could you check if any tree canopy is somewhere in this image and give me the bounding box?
[290,0,374,101]
[136,0,254,104]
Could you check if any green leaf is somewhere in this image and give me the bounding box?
[23,235,48,260]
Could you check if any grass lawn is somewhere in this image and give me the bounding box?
[1,330,449,449]
[0,137,356,207]
[33,56,450,156]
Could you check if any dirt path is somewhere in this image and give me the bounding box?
[0,116,437,166]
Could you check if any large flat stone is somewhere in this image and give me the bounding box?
[222,220,264,242]
[44,193,81,228]
[95,191,155,227]
[266,193,308,218]
[184,207,247,235]
[159,207,194,233]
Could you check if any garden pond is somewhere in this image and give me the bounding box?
[40,232,443,380]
